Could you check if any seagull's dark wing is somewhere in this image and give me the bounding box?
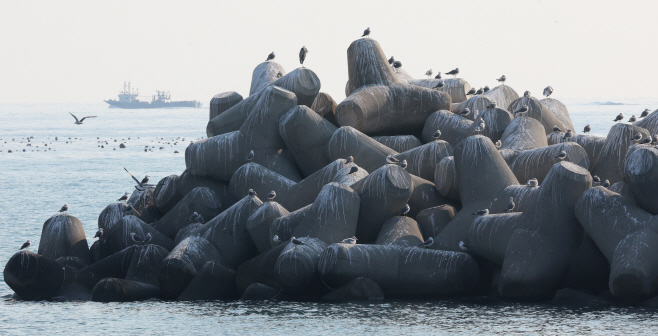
[80,116,97,122]
[124,167,145,188]
[69,112,80,122]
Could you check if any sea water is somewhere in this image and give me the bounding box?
[1,99,657,335]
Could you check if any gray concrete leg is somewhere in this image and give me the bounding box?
[591,123,651,184]
[372,135,422,153]
[375,216,424,247]
[153,187,224,239]
[247,201,289,254]
[624,146,658,215]
[38,214,90,264]
[210,91,243,121]
[327,126,398,174]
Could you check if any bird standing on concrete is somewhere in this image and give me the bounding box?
[434,72,442,79]
[291,237,304,245]
[523,90,531,98]
[189,212,199,223]
[299,46,308,67]
[276,71,283,78]
[613,113,624,122]
[59,204,69,213]
[515,105,529,116]
[246,150,254,161]
[629,115,637,123]
[130,232,143,244]
[460,108,471,116]
[593,175,601,184]
[348,166,359,175]
[583,124,591,134]
[432,130,441,140]
[483,86,490,92]
[472,209,489,216]
[642,136,653,144]
[267,190,276,201]
[362,27,370,37]
[495,140,502,149]
[474,118,485,134]
[386,155,400,164]
[341,237,358,244]
[527,178,538,187]
[117,192,129,202]
[388,56,395,64]
[476,88,483,95]
[630,133,642,142]
[496,75,506,84]
[421,237,434,248]
[345,155,354,164]
[94,228,104,239]
[459,241,470,251]
[248,189,257,197]
[603,180,610,188]
[20,240,31,250]
[553,125,562,133]
[393,61,402,69]
[446,68,459,78]
[562,129,572,140]
[505,197,515,213]
[425,69,433,79]
[124,168,145,190]
[434,81,444,89]
[466,88,476,95]
[266,52,275,61]
[640,109,650,118]
[141,175,150,184]
[543,86,554,98]
[143,233,152,244]
[554,150,568,161]
[398,204,410,216]
[273,235,281,245]
[398,160,408,169]
[69,112,96,125]
[487,102,497,109]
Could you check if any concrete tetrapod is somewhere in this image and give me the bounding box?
[207,67,320,137]
[590,123,651,184]
[126,185,159,222]
[508,93,566,134]
[247,200,290,254]
[178,261,238,301]
[415,205,456,240]
[327,126,398,174]
[310,92,339,127]
[98,202,133,231]
[505,142,590,184]
[548,133,606,167]
[372,135,422,153]
[209,91,243,121]
[188,86,302,182]
[229,162,296,204]
[338,38,451,135]
[609,228,658,302]
[192,194,263,268]
[499,116,548,151]
[350,165,413,243]
[407,174,453,218]
[91,278,161,302]
[321,277,384,302]
[375,216,424,247]
[635,108,658,135]
[153,174,181,215]
[279,105,337,176]
[452,95,494,120]
[434,156,460,201]
[624,146,658,215]
[422,110,472,146]
[38,214,91,264]
[175,170,234,208]
[318,244,479,297]
[483,85,519,110]
[270,205,312,247]
[249,61,286,96]
[393,140,453,181]
[540,98,575,132]
[434,135,519,251]
[153,187,223,239]
[99,215,174,258]
[3,250,78,300]
[273,238,328,295]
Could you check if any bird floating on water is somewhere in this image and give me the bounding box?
[267,190,276,201]
[69,112,96,125]
[543,86,554,98]
[527,178,538,187]
[20,240,31,250]
[613,113,624,122]
[362,27,370,37]
[628,115,637,123]
[421,237,434,248]
[59,204,69,213]
[505,197,515,213]
[496,75,506,84]
[393,61,402,69]
[472,209,489,216]
[299,46,308,67]
[117,192,129,202]
[246,150,254,161]
[459,241,470,251]
[583,124,591,134]
[342,236,358,244]
[266,52,275,61]
[446,68,459,78]
[640,109,650,118]
[398,204,410,216]
[425,69,433,79]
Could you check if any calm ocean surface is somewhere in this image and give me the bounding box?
[1,99,658,335]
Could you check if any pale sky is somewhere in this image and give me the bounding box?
[1,0,657,104]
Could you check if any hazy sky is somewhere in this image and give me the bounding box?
[1,1,657,104]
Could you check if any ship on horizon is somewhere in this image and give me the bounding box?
[105,82,201,109]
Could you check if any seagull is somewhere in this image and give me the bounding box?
[276,71,283,78]
[69,112,96,125]
[421,237,434,248]
[291,237,304,245]
[117,192,129,202]
[362,27,371,37]
[266,52,275,61]
[398,160,408,169]
[543,86,554,98]
[434,72,442,79]
[602,180,610,188]
[476,87,483,95]
[273,235,281,245]
[629,115,637,123]
[527,178,538,187]
[496,75,506,83]
[189,212,199,223]
[94,228,104,238]
[562,129,572,140]
[495,140,502,149]
[593,175,601,184]
[432,130,441,140]
[613,113,624,122]
[523,90,531,98]
[583,124,591,134]
[124,204,141,216]
[388,56,395,64]
[20,240,31,250]
[642,136,653,144]
[466,88,476,95]
[341,237,358,244]
[195,213,205,224]
[141,175,150,184]
[473,119,485,134]
[348,166,359,174]
[483,86,490,92]
[459,108,471,116]
[425,69,433,78]
[553,125,562,133]
[267,190,276,201]
[515,105,529,115]
[299,46,308,67]
[248,189,257,197]
[554,150,568,161]
[345,155,354,164]
[386,155,400,164]
[246,150,254,161]
[446,68,459,78]
[471,209,489,216]
[143,233,152,245]
[640,109,650,118]
[434,81,444,89]
[459,241,470,251]
[124,168,145,190]
[130,232,143,244]
[398,204,410,216]
[505,197,515,213]
[393,61,402,69]
[487,102,497,109]
[59,204,69,213]
[630,133,642,142]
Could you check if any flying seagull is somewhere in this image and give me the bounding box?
[471,209,489,216]
[291,237,304,245]
[446,68,459,78]
[266,52,275,61]
[299,46,308,67]
[421,237,434,248]
[362,27,370,37]
[20,240,31,250]
[69,112,96,125]
[543,86,554,98]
